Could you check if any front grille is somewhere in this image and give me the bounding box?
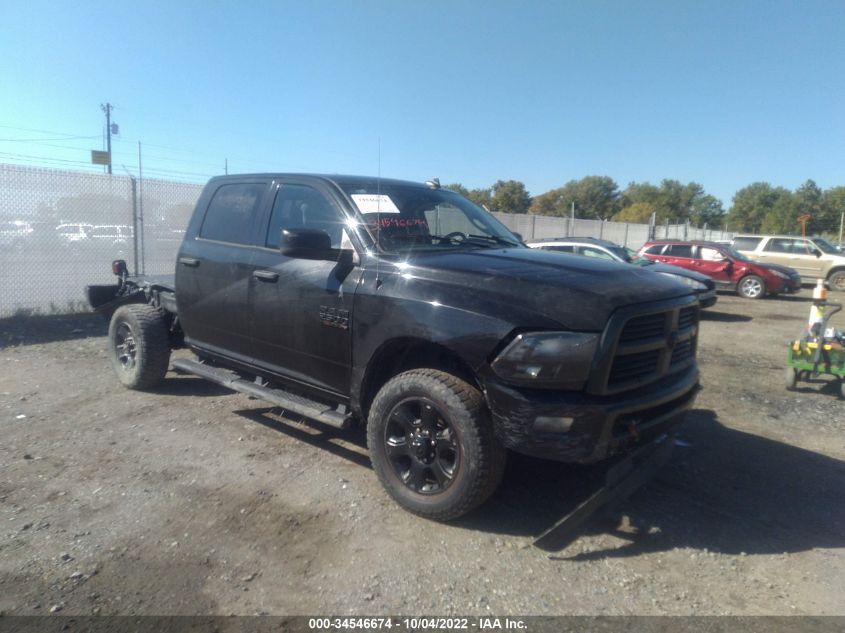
[619,313,666,342]
[678,306,697,330]
[670,339,694,365]
[608,349,660,384]
[588,296,699,395]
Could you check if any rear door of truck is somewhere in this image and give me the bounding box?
[176,178,272,361]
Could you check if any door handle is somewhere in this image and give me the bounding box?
[178,257,200,267]
[253,270,279,282]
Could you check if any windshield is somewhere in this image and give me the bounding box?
[626,247,651,265]
[339,182,522,254]
[812,237,840,254]
[723,245,752,262]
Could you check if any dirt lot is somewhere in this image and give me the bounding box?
[1,292,843,616]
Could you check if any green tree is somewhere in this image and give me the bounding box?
[822,187,845,237]
[528,187,566,216]
[613,201,656,223]
[488,180,531,214]
[529,176,619,219]
[467,187,493,209]
[617,180,723,225]
[760,194,797,234]
[727,183,792,233]
[444,183,492,209]
[444,183,470,198]
[794,179,824,234]
[619,182,663,220]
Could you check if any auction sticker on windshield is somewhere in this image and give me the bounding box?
[351,194,401,214]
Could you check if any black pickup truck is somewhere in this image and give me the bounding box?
[88,174,700,524]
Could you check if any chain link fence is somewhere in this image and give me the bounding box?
[491,212,733,248]
[0,164,201,317]
[0,163,734,317]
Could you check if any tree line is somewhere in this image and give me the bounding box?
[446,177,845,236]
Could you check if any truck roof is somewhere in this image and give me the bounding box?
[207,173,436,191]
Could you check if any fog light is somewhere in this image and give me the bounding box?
[533,416,575,433]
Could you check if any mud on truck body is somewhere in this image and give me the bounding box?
[88,174,701,541]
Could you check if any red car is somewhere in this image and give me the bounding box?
[637,240,802,299]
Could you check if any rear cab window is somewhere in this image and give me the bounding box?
[199,183,266,245]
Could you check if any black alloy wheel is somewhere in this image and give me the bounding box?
[383,397,460,494]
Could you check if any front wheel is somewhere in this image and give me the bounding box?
[108,304,171,389]
[785,367,798,391]
[828,271,845,292]
[737,274,766,299]
[367,369,506,521]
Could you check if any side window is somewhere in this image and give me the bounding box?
[794,239,819,256]
[643,244,665,255]
[542,245,575,253]
[765,238,793,254]
[699,247,725,261]
[733,237,762,251]
[665,244,693,258]
[200,183,265,245]
[266,184,344,249]
[580,247,615,260]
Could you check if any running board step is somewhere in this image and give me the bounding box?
[171,358,352,430]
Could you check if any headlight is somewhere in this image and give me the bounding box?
[491,331,599,388]
[657,272,708,291]
[771,270,790,280]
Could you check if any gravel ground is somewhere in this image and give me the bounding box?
[0,292,843,616]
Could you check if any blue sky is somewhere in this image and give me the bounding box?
[1,1,843,207]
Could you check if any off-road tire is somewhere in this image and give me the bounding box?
[108,304,171,390]
[785,367,798,391]
[828,271,845,293]
[737,274,766,299]
[367,369,507,521]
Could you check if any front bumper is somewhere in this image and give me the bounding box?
[484,366,699,464]
[772,277,802,294]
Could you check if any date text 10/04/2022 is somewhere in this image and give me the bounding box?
[307,617,527,630]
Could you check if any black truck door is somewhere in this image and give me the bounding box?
[248,181,362,397]
[175,180,269,362]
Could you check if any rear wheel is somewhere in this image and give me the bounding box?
[737,274,766,299]
[108,304,171,389]
[828,271,845,292]
[367,369,506,521]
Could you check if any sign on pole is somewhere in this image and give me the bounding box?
[91,150,110,165]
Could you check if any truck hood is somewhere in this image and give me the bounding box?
[396,247,694,331]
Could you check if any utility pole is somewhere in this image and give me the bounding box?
[101,103,114,174]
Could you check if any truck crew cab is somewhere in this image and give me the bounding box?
[89,174,701,523]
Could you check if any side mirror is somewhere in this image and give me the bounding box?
[815,250,822,258]
[280,228,332,258]
[512,232,523,242]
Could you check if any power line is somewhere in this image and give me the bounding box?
[0,135,100,142]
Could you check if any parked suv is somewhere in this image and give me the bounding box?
[731,235,845,292]
[527,237,717,308]
[638,240,801,299]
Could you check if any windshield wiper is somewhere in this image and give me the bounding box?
[466,234,521,247]
[432,234,520,247]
